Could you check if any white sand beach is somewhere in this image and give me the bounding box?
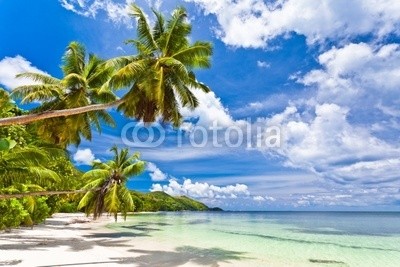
[0,213,161,267]
[0,213,244,267]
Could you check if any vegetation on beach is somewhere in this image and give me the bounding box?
[78,146,145,221]
[0,4,216,230]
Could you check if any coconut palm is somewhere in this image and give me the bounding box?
[10,42,116,147]
[108,4,213,126]
[0,138,60,188]
[78,146,145,221]
[0,5,213,128]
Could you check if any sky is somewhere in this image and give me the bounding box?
[1,0,400,211]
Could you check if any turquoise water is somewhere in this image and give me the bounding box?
[110,212,400,266]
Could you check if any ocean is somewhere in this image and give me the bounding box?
[109,211,400,266]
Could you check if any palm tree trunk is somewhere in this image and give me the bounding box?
[0,99,125,126]
[94,178,114,219]
[0,188,100,200]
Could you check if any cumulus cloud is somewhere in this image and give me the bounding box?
[266,103,400,184]
[59,0,134,27]
[302,43,400,108]
[187,0,400,48]
[73,148,96,165]
[151,178,250,199]
[0,56,48,90]
[262,43,400,185]
[180,90,238,128]
[146,162,168,181]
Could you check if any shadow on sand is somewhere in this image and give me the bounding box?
[108,246,248,267]
[32,246,247,267]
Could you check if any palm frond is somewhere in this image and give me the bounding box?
[188,71,211,93]
[122,161,145,177]
[12,84,62,104]
[82,169,110,182]
[63,73,88,89]
[172,41,212,68]
[130,4,159,53]
[152,8,165,40]
[104,183,120,220]
[118,186,134,220]
[162,6,190,55]
[125,39,153,56]
[108,59,148,89]
[16,72,60,84]
[62,41,86,75]
[106,55,138,69]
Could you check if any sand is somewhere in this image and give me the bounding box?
[0,213,248,267]
[0,213,182,267]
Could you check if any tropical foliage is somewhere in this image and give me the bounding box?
[0,90,85,229]
[11,42,116,147]
[0,4,215,227]
[78,146,145,221]
[0,4,213,127]
[108,4,212,126]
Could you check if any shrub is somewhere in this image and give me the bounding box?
[0,199,29,230]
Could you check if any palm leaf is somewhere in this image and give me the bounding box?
[130,4,159,53]
[122,161,145,177]
[16,72,60,84]
[12,84,62,103]
[62,41,86,75]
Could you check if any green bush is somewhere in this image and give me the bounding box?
[58,200,79,213]
[0,199,29,230]
[28,197,51,225]
[46,196,62,214]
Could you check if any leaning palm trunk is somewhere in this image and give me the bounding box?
[0,99,124,126]
[93,178,115,220]
[0,188,100,200]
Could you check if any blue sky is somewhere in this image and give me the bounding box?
[1,0,400,211]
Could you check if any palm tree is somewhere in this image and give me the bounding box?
[0,5,213,127]
[0,138,60,188]
[108,4,212,126]
[78,146,145,221]
[10,42,116,147]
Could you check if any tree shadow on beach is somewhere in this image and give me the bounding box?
[0,222,162,252]
[0,235,132,252]
[110,245,248,266]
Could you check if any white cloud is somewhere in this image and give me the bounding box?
[146,162,168,181]
[257,60,270,68]
[180,90,237,128]
[258,42,400,186]
[233,93,291,116]
[73,148,96,165]
[187,0,400,48]
[151,178,250,199]
[253,195,265,201]
[0,56,48,90]
[302,43,400,107]
[59,0,134,27]
[265,103,400,184]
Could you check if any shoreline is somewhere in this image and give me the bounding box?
[0,212,234,267]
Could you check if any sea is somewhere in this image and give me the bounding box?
[109,211,400,267]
